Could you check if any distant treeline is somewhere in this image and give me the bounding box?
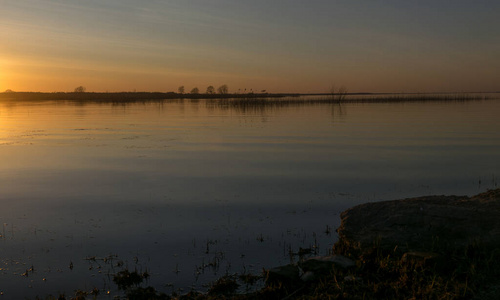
[0,91,301,101]
[0,91,495,104]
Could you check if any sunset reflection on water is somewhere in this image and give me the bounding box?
[0,97,499,297]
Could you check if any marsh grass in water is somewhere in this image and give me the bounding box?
[206,93,490,114]
[1,91,490,105]
[41,238,499,299]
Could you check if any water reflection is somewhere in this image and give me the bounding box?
[0,96,499,297]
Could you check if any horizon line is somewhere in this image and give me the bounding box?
[3,90,500,95]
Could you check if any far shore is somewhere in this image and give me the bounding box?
[0,91,496,103]
[0,91,301,101]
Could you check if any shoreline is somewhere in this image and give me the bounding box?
[39,189,500,299]
[216,189,500,299]
[0,91,495,103]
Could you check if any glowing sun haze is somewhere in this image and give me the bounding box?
[2,0,499,93]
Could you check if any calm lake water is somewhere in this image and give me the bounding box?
[1,96,499,297]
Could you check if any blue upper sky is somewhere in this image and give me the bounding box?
[1,0,499,93]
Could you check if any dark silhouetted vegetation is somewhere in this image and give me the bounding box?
[1,90,492,104]
[330,84,348,102]
[206,85,215,94]
[74,86,86,93]
[0,91,299,102]
[113,269,145,290]
[217,84,229,94]
[190,87,199,94]
[204,93,491,115]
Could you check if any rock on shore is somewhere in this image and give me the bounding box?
[336,189,500,253]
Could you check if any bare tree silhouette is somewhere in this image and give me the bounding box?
[74,86,86,93]
[206,86,215,94]
[330,84,348,103]
[217,84,228,95]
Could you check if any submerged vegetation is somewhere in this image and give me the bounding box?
[205,93,491,114]
[37,234,500,299]
[41,190,500,299]
[329,84,349,103]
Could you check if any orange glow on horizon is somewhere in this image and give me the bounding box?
[2,1,500,94]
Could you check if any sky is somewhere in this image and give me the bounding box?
[1,0,499,93]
